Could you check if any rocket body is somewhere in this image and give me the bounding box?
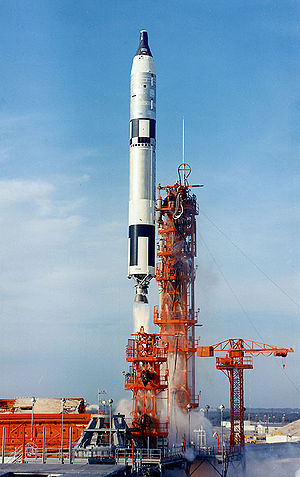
[128,31,156,302]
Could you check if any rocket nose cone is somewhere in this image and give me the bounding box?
[136,30,152,57]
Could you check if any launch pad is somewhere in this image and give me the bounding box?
[0,29,294,477]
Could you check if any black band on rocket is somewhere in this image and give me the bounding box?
[130,119,156,140]
[129,224,155,268]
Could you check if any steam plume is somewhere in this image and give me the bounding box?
[133,302,150,332]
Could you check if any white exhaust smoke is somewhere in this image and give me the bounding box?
[115,398,132,418]
[133,302,150,332]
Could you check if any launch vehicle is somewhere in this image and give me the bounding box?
[128,31,156,303]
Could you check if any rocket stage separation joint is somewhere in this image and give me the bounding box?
[128,31,156,304]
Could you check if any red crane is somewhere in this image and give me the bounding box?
[197,339,294,451]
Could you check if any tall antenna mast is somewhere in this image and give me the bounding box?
[182,117,185,185]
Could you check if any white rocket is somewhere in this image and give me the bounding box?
[128,30,156,303]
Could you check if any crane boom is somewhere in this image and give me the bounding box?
[197,338,294,451]
[198,338,293,357]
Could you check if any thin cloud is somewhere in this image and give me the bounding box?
[0,179,54,203]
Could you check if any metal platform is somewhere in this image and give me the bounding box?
[0,463,127,477]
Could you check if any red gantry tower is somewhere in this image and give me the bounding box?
[154,164,201,414]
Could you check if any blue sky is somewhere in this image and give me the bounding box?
[0,0,299,409]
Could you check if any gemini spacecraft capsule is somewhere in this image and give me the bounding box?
[128,30,156,303]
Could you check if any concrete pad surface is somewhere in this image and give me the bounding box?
[0,463,126,477]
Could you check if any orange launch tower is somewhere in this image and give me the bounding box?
[154,164,201,411]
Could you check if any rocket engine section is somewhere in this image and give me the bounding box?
[128,30,156,303]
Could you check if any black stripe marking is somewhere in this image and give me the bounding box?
[130,137,154,145]
[130,119,156,139]
[150,120,155,139]
[129,224,155,267]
